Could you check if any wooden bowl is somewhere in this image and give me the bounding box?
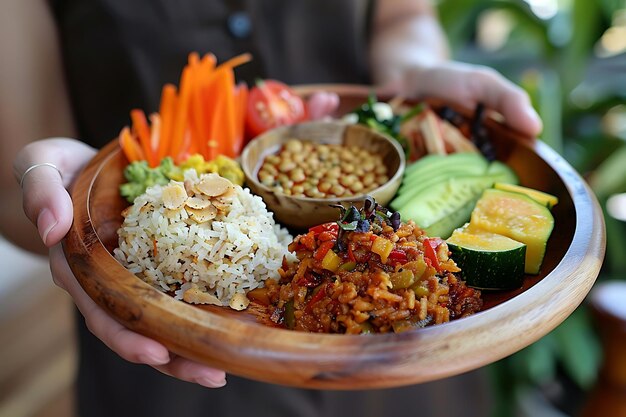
[240,120,405,230]
[63,85,605,390]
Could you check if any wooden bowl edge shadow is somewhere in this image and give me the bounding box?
[62,88,606,390]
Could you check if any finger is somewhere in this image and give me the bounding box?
[15,139,96,246]
[49,245,171,366]
[383,64,543,138]
[306,91,340,120]
[467,68,543,137]
[153,355,227,388]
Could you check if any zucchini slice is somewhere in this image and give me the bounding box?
[494,182,559,208]
[447,227,526,290]
[470,189,555,274]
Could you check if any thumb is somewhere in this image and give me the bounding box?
[20,166,73,247]
[15,139,96,247]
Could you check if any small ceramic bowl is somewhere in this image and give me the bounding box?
[240,121,406,230]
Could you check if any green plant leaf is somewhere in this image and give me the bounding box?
[552,308,601,389]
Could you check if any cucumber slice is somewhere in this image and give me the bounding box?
[494,183,558,208]
[397,175,496,232]
[447,227,526,290]
[470,189,554,274]
[403,152,487,184]
[487,161,519,184]
[423,197,477,239]
[392,165,488,210]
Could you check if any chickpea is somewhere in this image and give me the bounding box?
[306,177,320,187]
[304,187,318,197]
[340,175,357,188]
[279,160,296,173]
[285,139,304,153]
[263,164,278,175]
[261,177,275,187]
[339,149,353,161]
[362,161,375,172]
[292,185,305,195]
[351,181,364,193]
[265,155,280,165]
[327,154,340,164]
[354,168,365,177]
[317,144,330,155]
[282,188,292,196]
[362,173,375,187]
[318,181,332,193]
[376,175,389,184]
[292,153,305,164]
[331,184,346,196]
[280,179,294,189]
[375,165,387,175]
[310,170,325,180]
[325,166,341,179]
[343,163,355,174]
[289,168,306,183]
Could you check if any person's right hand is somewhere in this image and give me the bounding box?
[14,138,228,388]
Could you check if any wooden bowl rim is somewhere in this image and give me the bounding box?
[239,120,406,203]
[63,84,606,389]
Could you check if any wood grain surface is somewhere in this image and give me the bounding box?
[240,120,405,229]
[62,85,605,389]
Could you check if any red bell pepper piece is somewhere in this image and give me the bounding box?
[423,238,441,272]
[305,283,329,312]
[309,222,339,236]
[347,243,356,262]
[314,241,335,261]
[388,249,407,263]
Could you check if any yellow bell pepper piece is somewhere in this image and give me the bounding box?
[371,236,394,263]
[322,249,342,272]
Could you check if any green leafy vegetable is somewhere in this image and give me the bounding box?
[347,93,424,155]
[119,158,177,203]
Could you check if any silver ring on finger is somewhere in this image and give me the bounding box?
[19,163,63,188]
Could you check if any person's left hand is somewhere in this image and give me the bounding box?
[379,61,543,138]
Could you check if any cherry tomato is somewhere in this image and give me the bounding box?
[246,79,307,137]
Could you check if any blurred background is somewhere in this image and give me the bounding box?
[1,0,626,416]
[435,0,626,415]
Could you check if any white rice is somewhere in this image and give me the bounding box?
[113,171,294,309]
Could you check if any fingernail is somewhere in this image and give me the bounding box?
[197,375,227,388]
[37,209,58,245]
[139,351,170,365]
[526,107,542,124]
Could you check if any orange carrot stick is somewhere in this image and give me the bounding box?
[188,51,200,67]
[149,113,161,158]
[201,81,218,160]
[233,83,248,154]
[157,84,178,161]
[119,126,145,162]
[170,66,193,158]
[220,69,237,158]
[188,56,208,158]
[130,109,156,167]
[215,52,252,71]
[201,53,217,73]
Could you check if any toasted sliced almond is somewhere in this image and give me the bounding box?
[185,196,212,210]
[196,174,234,197]
[183,287,222,306]
[162,183,188,209]
[184,180,196,196]
[229,292,250,311]
[186,204,218,223]
[211,197,232,211]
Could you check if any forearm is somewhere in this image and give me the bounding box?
[0,0,77,252]
[369,0,450,85]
